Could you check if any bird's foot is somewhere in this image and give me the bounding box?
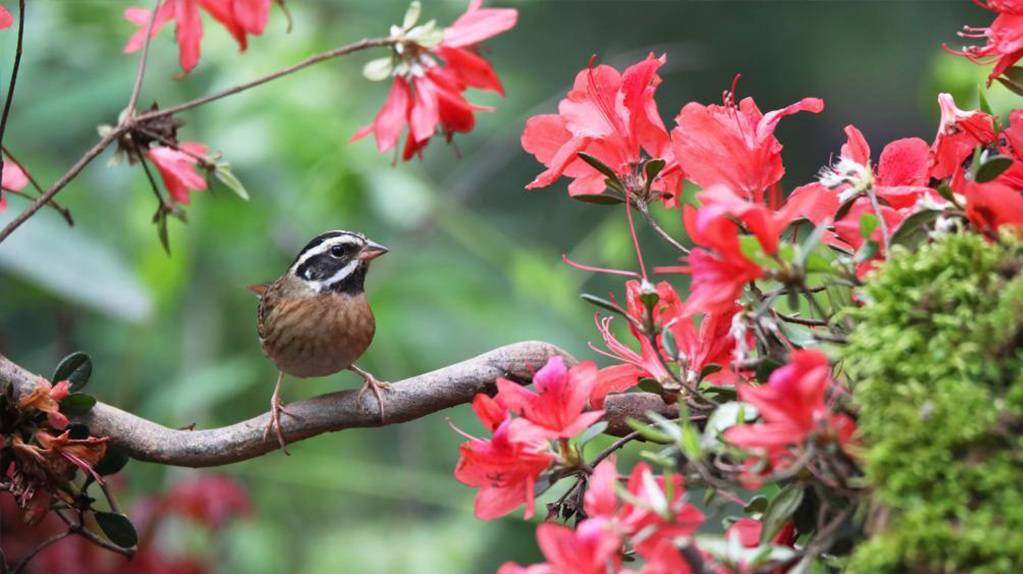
[263,390,301,455]
[352,366,391,423]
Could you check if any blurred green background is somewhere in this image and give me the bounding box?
[0,1,1008,572]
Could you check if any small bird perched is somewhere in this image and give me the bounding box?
[249,230,389,453]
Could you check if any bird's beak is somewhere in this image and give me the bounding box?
[357,240,389,261]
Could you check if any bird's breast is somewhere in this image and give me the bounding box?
[259,291,376,378]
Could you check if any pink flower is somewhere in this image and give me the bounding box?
[453,417,554,520]
[353,1,516,160]
[618,463,705,555]
[670,303,742,384]
[522,53,683,205]
[930,93,997,180]
[946,0,1023,84]
[123,0,272,75]
[0,4,12,29]
[672,85,823,203]
[1,157,28,212]
[582,457,619,521]
[165,475,251,528]
[495,356,605,439]
[502,519,623,574]
[624,541,694,574]
[725,350,855,453]
[147,143,209,204]
[962,178,1023,233]
[820,125,934,209]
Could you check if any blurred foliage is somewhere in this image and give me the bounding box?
[0,1,997,572]
[843,232,1023,574]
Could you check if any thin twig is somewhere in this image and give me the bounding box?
[53,508,134,558]
[132,139,167,209]
[125,0,162,117]
[865,185,890,252]
[773,311,829,328]
[636,200,689,254]
[1,146,73,225]
[10,530,70,574]
[135,37,395,122]
[0,127,124,243]
[0,0,26,187]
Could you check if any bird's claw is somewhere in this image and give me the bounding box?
[356,375,391,423]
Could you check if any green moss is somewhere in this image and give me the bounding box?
[843,232,1023,574]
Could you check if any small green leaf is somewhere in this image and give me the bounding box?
[95,512,138,548]
[978,84,993,115]
[59,393,96,416]
[999,75,1023,98]
[936,182,957,204]
[755,358,784,382]
[53,352,93,393]
[156,212,171,256]
[66,423,91,439]
[974,155,1014,183]
[577,152,622,184]
[744,495,769,514]
[580,293,626,316]
[890,209,942,250]
[626,418,673,443]
[858,213,879,239]
[661,327,678,361]
[854,239,879,263]
[578,421,609,447]
[637,379,662,394]
[572,191,624,205]
[213,165,249,200]
[759,484,805,544]
[94,447,130,476]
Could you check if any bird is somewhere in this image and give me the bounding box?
[248,230,389,454]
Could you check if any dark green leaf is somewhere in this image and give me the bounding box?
[936,182,956,204]
[834,194,861,221]
[572,191,624,205]
[744,495,769,514]
[1002,65,1023,85]
[759,484,805,544]
[625,417,673,443]
[700,363,722,379]
[67,423,91,439]
[889,209,942,250]
[53,352,92,393]
[577,152,622,183]
[94,447,130,476]
[59,393,96,416]
[999,75,1023,98]
[95,511,138,548]
[156,213,171,256]
[580,293,625,316]
[637,379,662,394]
[755,358,783,381]
[533,473,557,497]
[975,155,1014,183]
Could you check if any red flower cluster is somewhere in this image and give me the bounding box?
[353,0,518,160]
[522,54,683,205]
[124,0,276,74]
[147,143,211,204]
[452,356,606,520]
[947,0,1023,84]
[499,458,706,574]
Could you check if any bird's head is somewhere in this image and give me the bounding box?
[288,230,388,294]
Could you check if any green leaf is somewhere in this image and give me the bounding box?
[580,293,626,316]
[53,352,93,392]
[702,401,758,449]
[974,155,1014,183]
[578,421,609,447]
[936,182,957,204]
[744,495,769,514]
[571,191,624,205]
[795,220,831,270]
[661,327,678,361]
[213,164,250,200]
[66,423,91,439]
[834,194,861,221]
[577,152,622,184]
[889,209,942,250]
[759,484,805,544]
[978,84,993,115]
[59,393,96,416]
[858,213,879,239]
[637,379,662,394]
[95,512,138,548]
[156,212,171,256]
[854,239,879,263]
[998,75,1023,98]
[625,417,673,444]
[94,447,130,476]
[755,358,784,381]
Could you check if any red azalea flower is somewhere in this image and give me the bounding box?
[164,475,251,529]
[671,83,823,203]
[502,519,622,574]
[946,0,1023,84]
[670,303,742,384]
[618,463,705,555]
[453,416,554,520]
[353,1,515,160]
[471,393,508,432]
[522,53,683,205]
[583,457,619,521]
[623,541,694,574]
[0,4,12,29]
[147,143,209,204]
[725,350,855,453]
[962,178,1023,233]
[1,157,28,212]
[34,430,110,483]
[495,356,605,439]
[930,93,997,180]
[124,0,272,74]
[820,125,934,209]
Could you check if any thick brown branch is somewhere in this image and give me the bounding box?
[1,342,675,468]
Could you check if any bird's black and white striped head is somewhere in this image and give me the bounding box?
[289,230,388,294]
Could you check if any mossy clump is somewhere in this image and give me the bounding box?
[843,232,1023,574]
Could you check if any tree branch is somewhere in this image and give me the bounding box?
[1,342,676,468]
[0,0,26,187]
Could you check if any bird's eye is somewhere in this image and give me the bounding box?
[329,245,347,258]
